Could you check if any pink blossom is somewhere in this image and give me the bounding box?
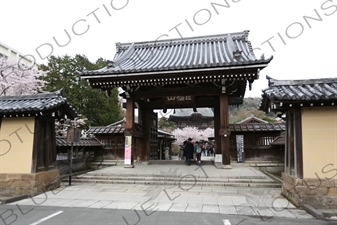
[172,126,214,145]
[0,57,46,96]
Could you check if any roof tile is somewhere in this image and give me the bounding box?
[229,123,285,132]
[56,136,102,147]
[0,89,78,118]
[262,77,337,101]
[81,31,272,76]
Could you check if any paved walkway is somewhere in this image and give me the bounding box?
[9,164,315,219]
[86,162,268,178]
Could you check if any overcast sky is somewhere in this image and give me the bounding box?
[1,0,336,100]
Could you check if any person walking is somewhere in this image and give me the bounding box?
[180,142,186,160]
[194,141,202,166]
[184,138,194,166]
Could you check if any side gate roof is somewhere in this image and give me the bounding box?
[0,89,78,118]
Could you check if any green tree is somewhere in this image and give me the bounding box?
[158,117,175,132]
[229,97,277,123]
[39,54,123,127]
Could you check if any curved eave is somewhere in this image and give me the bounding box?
[81,59,272,80]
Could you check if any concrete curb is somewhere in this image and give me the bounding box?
[262,171,283,183]
[302,204,324,219]
[0,195,28,205]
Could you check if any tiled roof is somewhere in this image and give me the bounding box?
[81,31,272,77]
[270,135,285,146]
[158,129,173,136]
[158,129,176,140]
[229,123,286,132]
[56,136,102,147]
[0,89,78,118]
[260,76,337,111]
[236,115,268,124]
[86,126,125,135]
[262,76,337,101]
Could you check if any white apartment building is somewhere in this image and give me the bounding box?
[0,41,37,70]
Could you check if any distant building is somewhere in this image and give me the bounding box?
[86,118,175,161]
[0,41,37,70]
[229,116,285,162]
[168,108,214,129]
[170,108,285,163]
[55,136,103,174]
[235,114,269,124]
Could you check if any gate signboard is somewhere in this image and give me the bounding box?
[165,95,194,106]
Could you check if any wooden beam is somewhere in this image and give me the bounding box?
[131,87,221,99]
[136,97,243,110]
[87,67,259,88]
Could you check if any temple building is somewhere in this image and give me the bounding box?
[260,76,337,209]
[168,108,214,129]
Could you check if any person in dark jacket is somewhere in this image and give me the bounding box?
[184,138,194,166]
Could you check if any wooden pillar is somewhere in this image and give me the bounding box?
[294,108,303,178]
[214,105,221,154]
[125,98,134,167]
[141,107,151,162]
[220,94,231,166]
[125,98,134,131]
[286,110,294,175]
[284,126,288,174]
[285,111,289,174]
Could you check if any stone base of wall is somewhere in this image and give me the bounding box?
[0,170,60,197]
[282,173,337,209]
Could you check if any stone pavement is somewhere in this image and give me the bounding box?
[86,162,265,178]
[8,164,316,220]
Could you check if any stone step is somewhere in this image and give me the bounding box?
[72,175,275,183]
[148,160,214,165]
[64,172,281,188]
[81,173,267,180]
[62,178,281,188]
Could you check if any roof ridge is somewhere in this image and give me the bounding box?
[236,115,268,124]
[267,76,337,87]
[116,31,250,51]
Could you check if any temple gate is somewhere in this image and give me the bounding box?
[81,30,272,168]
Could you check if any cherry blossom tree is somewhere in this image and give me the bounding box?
[0,57,46,96]
[200,127,215,141]
[55,117,87,136]
[0,57,88,135]
[172,126,215,146]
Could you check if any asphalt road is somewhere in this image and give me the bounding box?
[0,205,335,225]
